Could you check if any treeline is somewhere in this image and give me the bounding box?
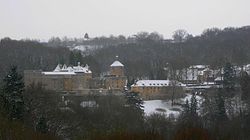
[87,26,250,79]
[0,37,71,80]
[1,26,250,80]
[47,34,136,48]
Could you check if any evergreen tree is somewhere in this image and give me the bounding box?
[125,92,144,115]
[69,51,76,65]
[75,51,83,64]
[240,72,250,100]
[69,51,83,65]
[190,93,198,116]
[183,99,190,115]
[84,33,89,40]
[223,62,235,91]
[1,66,25,121]
[36,115,48,134]
[215,90,227,122]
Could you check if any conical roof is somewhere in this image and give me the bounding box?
[53,64,61,72]
[110,61,124,67]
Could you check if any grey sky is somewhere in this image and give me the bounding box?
[0,0,250,41]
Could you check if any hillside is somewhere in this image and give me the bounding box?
[1,26,250,80]
[0,38,71,80]
[87,26,250,79]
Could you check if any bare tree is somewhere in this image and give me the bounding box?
[172,29,189,43]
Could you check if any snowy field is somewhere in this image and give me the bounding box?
[68,45,102,52]
[143,94,203,117]
[143,100,181,117]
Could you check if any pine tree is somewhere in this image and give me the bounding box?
[125,92,144,115]
[84,33,89,40]
[223,62,235,92]
[183,99,190,116]
[69,51,83,65]
[1,66,25,121]
[240,72,250,100]
[69,51,76,65]
[190,93,198,116]
[215,90,227,122]
[36,115,48,134]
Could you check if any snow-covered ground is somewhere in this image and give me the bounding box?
[143,94,203,117]
[143,100,181,118]
[68,45,102,52]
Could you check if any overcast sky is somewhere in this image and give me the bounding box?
[0,0,250,41]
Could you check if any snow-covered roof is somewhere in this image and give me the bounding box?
[73,65,91,73]
[215,76,223,81]
[110,61,124,67]
[43,63,92,75]
[202,82,215,85]
[190,65,207,69]
[53,64,61,72]
[132,80,184,87]
[42,72,76,75]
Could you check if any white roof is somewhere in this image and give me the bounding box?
[132,80,184,87]
[67,66,74,72]
[53,64,61,72]
[42,72,76,75]
[73,65,91,73]
[215,76,223,81]
[43,63,92,75]
[190,65,207,69]
[110,61,124,67]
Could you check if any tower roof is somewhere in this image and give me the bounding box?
[110,60,124,67]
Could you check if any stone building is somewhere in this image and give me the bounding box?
[24,62,92,92]
[90,59,127,91]
[131,80,184,99]
[24,59,127,93]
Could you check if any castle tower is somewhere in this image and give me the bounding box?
[110,56,124,77]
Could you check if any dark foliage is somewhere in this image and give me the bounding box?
[1,66,25,121]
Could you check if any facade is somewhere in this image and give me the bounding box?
[24,63,92,92]
[24,59,127,93]
[182,65,218,85]
[90,60,127,91]
[131,80,184,99]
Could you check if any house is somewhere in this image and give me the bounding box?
[182,65,208,84]
[131,80,184,99]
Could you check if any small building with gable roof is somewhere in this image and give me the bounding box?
[131,80,184,99]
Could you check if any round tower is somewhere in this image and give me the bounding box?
[110,56,124,77]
